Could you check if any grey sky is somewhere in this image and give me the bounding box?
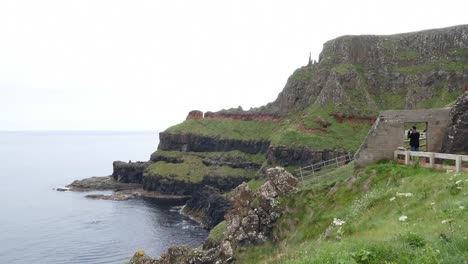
[1,0,467,131]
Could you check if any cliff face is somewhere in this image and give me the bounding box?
[268,24,468,116]
[442,92,468,154]
[158,132,270,154]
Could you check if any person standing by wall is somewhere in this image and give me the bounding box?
[407,125,420,151]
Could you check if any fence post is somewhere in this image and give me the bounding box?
[456,155,462,172]
[394,150,398,161]
[429,152,435,169]
[405,151,410,165]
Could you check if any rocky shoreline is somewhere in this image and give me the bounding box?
[66,176,191,202]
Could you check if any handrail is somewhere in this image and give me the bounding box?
[394,150,468,172]
[292,155,353,185]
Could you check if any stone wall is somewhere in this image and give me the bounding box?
[355,108,451,168]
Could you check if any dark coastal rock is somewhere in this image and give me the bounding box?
[67,176,141,191]
[85,193,132,201]
[158,132,270,154]
[266,145,352,167]
[199,174,251,193]
[142,176,196,196]
[142,173,250,196]
[442,92,468,154]
[112,161,150,184]
[85,189,191,202]
[202,156,261,170]
[184,186,231,229]
[131,167,297,264]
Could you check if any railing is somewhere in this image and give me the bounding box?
[394,150,468,172]
[293,155,353,185]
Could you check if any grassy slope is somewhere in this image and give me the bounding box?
[144,150,263,182]
[237,162,468,264]
[164,105,373,151]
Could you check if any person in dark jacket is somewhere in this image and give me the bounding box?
[407,126,420,151]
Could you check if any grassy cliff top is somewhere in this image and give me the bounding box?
[164,104,372,151]
[237,162,468,263]
[144,150,262,183]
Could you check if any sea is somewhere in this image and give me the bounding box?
[0,131,208,264]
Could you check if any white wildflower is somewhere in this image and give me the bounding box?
[460,206,465,210]
[332,218,346,226]
[441,219,453,224]
[399,215,408,222]
[396,192,413,197]
[446,169,454,174]
[430,202,436,205]
[457,187,462,190]
[456,180,463,185]
[389,197,396,202]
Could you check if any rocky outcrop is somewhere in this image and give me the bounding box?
[183,186,231,229]
[267,145,352,167]
[223,167,298,247]
[112,161,150,184]
[266,24,468,115]
[158,132,270,154]
[442,92,468,154]
[67,176,141,191]
[186,110,204,120]
[84,189,190,202]
[130,167,298,264]
[142,174,251,195]
[142,176,197,196]
[204,112,281,122]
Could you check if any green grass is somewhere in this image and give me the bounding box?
[165,119,278,141]
[269,104,372,150]
[144,152,259,183]
[289,66,316,81]
[449,48,468,57]
[393,60,468,75]
[208,221,227,243]
[155,150,267,164]
[237,162,468,263]
[393,63,439,75]
[245,178,268,191]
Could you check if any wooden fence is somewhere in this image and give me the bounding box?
[394,150,468,172]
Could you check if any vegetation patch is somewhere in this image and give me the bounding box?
[144,152,258,183]
[237,162,468,263]
[208,221,227,243]
[449,48,468,57]
[165,119,278,141]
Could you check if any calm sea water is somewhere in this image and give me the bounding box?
[0,131,207,264]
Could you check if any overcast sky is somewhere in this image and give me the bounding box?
[0,0,467,131]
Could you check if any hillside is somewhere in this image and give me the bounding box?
[236,162,468,263]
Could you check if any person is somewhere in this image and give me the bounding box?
[407,126,420,151]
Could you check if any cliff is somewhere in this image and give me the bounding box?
[122,25,467,263]
[267,24,468,115]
